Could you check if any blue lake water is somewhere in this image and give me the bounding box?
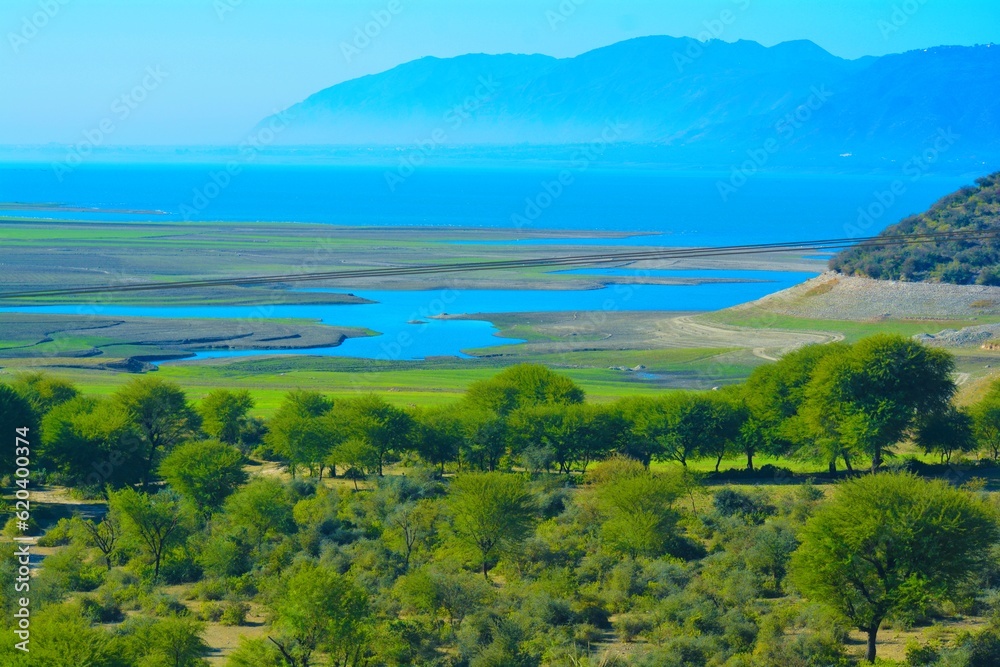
[0,162,971,360]
[0,269,818,361]
[0,163,971,246]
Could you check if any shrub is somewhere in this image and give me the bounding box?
[141,592,187,617]
[199,601,224,622]
[713,488,776,524]
[220,600,250,626]
[36,517,76,547]
[79,593,125,623]
[613,613,654,642]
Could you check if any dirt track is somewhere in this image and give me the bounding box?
[655,314,845,357]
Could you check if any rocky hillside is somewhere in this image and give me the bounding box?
[831,172,1000,284]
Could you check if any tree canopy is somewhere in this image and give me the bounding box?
[790,472,998,662]
[448,472,537,578]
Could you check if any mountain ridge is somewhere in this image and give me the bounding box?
[257,37,1000,166]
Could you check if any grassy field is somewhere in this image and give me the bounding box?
[705,309,1000,343]
[0,358,673,415]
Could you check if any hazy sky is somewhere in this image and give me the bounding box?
[1,0,997,145]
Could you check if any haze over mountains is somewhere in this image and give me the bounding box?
[259,36,1000,167]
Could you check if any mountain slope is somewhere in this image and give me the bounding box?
[259,37,1000,164]
[831,172,1000,284]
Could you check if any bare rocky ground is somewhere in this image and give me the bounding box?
[471,273,1000,363]
[733,271,1000,321]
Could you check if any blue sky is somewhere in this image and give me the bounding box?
[1,0,997,145]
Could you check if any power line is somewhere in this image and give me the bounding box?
[1,229,997,301]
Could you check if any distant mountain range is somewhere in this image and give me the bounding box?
[257,36,1000,166]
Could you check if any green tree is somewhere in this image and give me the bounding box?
[412,407,464,474]
[460,410,509,472]
[971,379,1000,460]
[695,391,745,472]
[113,378,200,490]
[790,472,998,663]
[509,403,625,475]
[464,364,584,416]
[266,391,337,478]
[11,371,78,416]
[158,440,247,515]
[743,343,850,471]
[39,396,145,487]
[329,438,380,490]
[79,512,122,571]
[506,404,565,471]
[0,603,127,666]
[226,637,287,667]
[109,487,190,581]
[570,403,626,473]
[223,477,295,554]
[614,397,665,466]
[142,615,210,667]
[645,392,735,468]
[268,561,372,667]
[589,456,683,558]
[384,499,438,571]
[916,405,978,463]
[449,472,537,578]
[0,383,37,478]
[394,565,492,631]
[338,394,413,477]
[198,389,254,447]
[803,335,955,470]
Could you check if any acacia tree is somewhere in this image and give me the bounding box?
[589,456,682,558]
[505,403,620,474]
[113,378,200,490]
[223,477,295,554]
[460,411,509,472]
[635,392,736,468]
[143,616,210,667]
[267,391,336,479]
[40,396,145,487]
[915,405,977,463]
[198,389,254,447]
[269,562,371,667]
[737,343,849,471]
[971,379,1000,460]
[337,395,413,477]
[0,384,37,478]
[329,438,380,490]
[695,392,745,472]
[803,335,955,470]
[78,512,122,571]
[449,472,536,578]
[158,440,247,515]
[385,499,438,571]
[412,407,463,475]
[614,397,665,466]
[790,472,998,663]
[109,487,190,581]
[464,364,584,416]
[11,372,78,416]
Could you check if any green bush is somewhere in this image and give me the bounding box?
[220,600,250,626]
[613,613,654,642]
